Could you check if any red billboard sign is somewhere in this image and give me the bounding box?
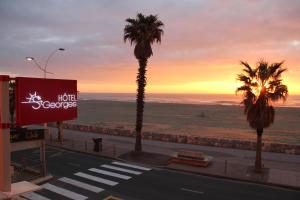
[15,77,77,125]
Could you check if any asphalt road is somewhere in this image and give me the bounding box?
[13,147,300,200]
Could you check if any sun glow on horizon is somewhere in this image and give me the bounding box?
[78,81,241,94]
[78,79,300,95]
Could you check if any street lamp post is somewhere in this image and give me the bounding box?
[26,48,65,78]
[25,48,65,135]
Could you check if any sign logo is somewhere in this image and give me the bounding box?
[22,92,77,110]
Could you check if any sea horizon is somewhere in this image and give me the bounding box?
[78,92,300,108]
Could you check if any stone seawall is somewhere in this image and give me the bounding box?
[51,123,300,155]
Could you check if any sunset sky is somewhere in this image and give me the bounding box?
[0,0,300,94]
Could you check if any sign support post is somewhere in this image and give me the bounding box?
[40,134,46,177]
[0,75,11,192]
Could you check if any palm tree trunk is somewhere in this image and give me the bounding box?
[255,128,263,172]
[135,58,147,152]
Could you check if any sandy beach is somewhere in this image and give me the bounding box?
[67,100,300,145]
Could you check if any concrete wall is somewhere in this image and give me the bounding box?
[52,123,300,155]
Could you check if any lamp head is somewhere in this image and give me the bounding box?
[25,57,34,61]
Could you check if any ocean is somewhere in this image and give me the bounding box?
[78,93,300,108]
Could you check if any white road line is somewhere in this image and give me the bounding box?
[75,172,118,186]
[59,177,104,193]
[49,152,62,158]
[101,164,142,175]
[112,161,151,171]
[22,192,51,200]
[181,188,204,195]
[89,168,131,180]
[42,183,88,200]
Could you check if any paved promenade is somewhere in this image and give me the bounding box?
[46,127,300,190]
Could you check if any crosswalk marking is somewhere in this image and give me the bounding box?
[22,192,51,200]
[112,161,151,171]
[42,183,88,200]
[59,177,104,193]
[22,162,149,200]
[89,168,131,180]
[75,172,119,186]
[101,164,142,175]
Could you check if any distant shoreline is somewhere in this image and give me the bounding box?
[78,98,299,108]
[78,93,300,108]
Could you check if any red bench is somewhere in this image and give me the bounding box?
[169,150,213,167]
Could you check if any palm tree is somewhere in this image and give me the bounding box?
[236,60,288,172]
[124,13,164,152]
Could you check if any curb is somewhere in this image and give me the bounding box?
[31,175,53,185]
[164,166,300,191]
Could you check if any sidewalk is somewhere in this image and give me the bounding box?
[46,127,300,190]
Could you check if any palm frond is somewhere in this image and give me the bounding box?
[237,74,251,84]
[240,61,256,78]
[267,79,282,91]
[268,61,284,77]
[124,13,164,59]
[236,59,288,130]
[137,13,146,21]
[242,91,256,114]
[257,60,269,84]
[236,85,251,93]
[124,13,164,46]
[273,68,287,80]
[125,18,137,24]
[268,85,288,102]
